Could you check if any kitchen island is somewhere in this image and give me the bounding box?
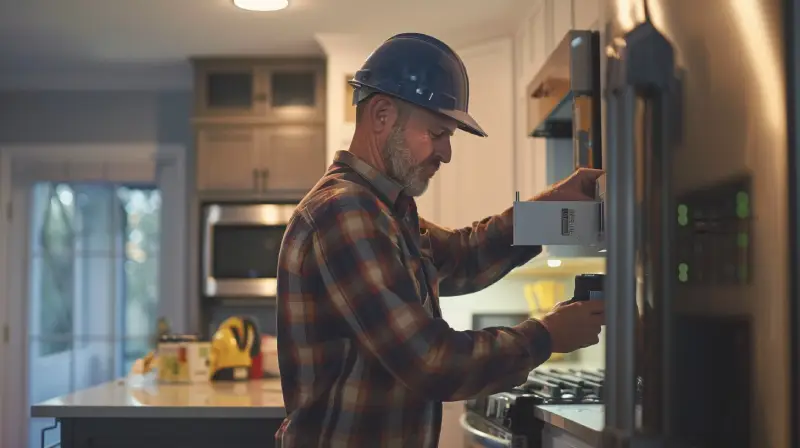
[31,375,285,448]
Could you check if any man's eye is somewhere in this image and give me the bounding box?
[429,131,445,140]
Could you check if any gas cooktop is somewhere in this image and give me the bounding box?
[463,368,611,443]
[521,368,606,404]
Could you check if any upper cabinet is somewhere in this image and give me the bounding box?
[195,124,325,195]
[192,57,328,197]
[193,58,326,125]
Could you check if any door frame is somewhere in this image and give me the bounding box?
[0,143,188,448]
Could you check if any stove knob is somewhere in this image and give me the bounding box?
[485,397,496,418]
[494,396,508,419]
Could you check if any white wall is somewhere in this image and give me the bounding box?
[314,33,385,165]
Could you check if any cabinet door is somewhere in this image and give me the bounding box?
[260,125,326,191]
[573,0,599,29]
[263,62,325,124]
[196,126,261,192]
[194,61,265,118]
[550,0,574,49]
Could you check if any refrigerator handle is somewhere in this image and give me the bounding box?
[603,80,639,443]
[602,19,677,448]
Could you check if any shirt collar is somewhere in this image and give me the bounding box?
[333,150,409,210]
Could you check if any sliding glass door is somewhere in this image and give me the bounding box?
[27,182,162,448]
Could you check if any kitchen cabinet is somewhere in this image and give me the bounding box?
[260,125,326,191]
[193,58,325,125]
[196,126,265,192]
[195,124,325,194]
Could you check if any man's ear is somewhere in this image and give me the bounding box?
[367,95,398,133]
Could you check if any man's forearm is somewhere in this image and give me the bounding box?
[422,208,541,297]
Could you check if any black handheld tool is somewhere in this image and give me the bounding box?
[567,274,605,303]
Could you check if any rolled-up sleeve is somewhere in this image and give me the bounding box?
[309,192,552,401]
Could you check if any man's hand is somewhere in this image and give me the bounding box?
[535,168,604,201]
[538,300,605,353]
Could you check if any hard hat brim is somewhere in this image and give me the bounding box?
[437,108,488,138]
[351,81,488,138]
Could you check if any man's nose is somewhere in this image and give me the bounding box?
[436,137,452,164]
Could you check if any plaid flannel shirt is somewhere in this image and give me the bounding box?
[275,150,553,447]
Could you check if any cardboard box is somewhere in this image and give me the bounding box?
[157,341,211,384]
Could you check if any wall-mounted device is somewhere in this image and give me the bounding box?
[513,173,605,249]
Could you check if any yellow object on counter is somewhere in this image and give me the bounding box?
[210,316,260,381]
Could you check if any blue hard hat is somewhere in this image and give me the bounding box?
[349,33,487,138]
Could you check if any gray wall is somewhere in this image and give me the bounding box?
[0,90,192,144]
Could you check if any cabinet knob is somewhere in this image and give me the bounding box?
[254,93,269,102]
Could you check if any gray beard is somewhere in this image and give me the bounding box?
[382,125,430,197]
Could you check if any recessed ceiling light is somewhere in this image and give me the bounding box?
[233,0,288,12]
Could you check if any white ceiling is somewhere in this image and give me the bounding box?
[0,0,529,71]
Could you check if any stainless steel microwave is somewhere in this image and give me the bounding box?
[202,203,296,298]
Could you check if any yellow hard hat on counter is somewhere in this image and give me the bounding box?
[210,316,261,381]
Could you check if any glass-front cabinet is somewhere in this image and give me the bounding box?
[193,58,325,123]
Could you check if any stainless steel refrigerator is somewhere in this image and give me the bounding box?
[601,1,800,447]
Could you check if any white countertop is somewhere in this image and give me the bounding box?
[31,375,286,419]
[535,404,604,444]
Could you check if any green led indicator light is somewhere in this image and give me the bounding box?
[678,263,689,282]
[737,232,749,248]
[736,191,750,218]
[736,191,749,204]
[736,204,750,219]
[677,204,689,226]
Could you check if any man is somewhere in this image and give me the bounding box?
[275,33,605,447]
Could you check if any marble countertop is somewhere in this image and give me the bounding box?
[31,375,286,419]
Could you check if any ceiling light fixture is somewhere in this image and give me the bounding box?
[233,0,288,12]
